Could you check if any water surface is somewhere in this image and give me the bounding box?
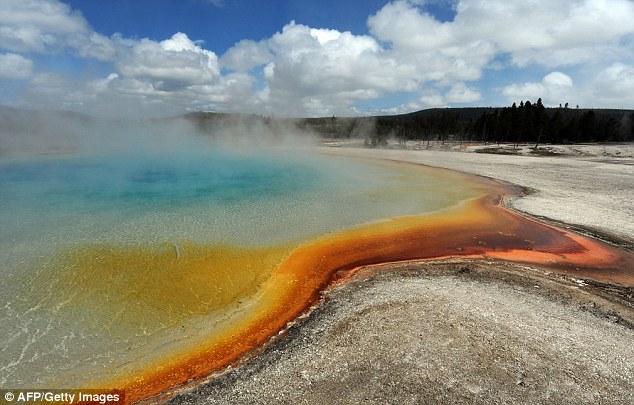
[0,145,485,390]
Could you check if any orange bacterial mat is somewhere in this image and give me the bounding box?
[92,172,632,404]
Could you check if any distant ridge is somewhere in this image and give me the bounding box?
[2,105,633,146]
[394,106,633,122]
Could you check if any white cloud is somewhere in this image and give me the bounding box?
[222,21,405,115]
[0,53,33,79]
[0,0,114,60]
[502,64,634,108]
[445,83,481,103]
[543,72,573,88]
[502,72,574,105]
[369,0,634,71]
[363,0,634,112]
[453,0,634,67]
[220,39,273,71]
[368,0,496,85]
[585,63,634,107]
[369,0,454,51]
[114,33,220,90]
[409,82,481,109]
[418,92,446,108]
[2,0,634,116]
[0,0,88,52]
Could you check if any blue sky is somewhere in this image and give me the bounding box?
[64,0,396,51]
[1,0,633,117]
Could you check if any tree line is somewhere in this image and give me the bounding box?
[367,100,633,147]
[469,100,633,146]
[182,103,633,147]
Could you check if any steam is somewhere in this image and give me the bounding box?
[0,106,321,159]
[182,112,319,151]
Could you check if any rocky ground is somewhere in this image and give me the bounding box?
[160,143,634,405]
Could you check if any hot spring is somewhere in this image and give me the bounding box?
[3,130,632,403]
[0,141,489,393]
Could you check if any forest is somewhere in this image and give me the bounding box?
[346,100,634,147]
[2,102,631,151]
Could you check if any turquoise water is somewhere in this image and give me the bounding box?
[0,143,481,388]
[1,150,325,249]
[1,146,472,257]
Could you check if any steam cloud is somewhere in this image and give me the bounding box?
[0,106,323,159]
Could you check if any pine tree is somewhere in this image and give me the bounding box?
[533,98,548,149]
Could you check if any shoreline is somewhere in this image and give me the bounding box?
[161,144,634,404]
[321,143,634,246]
[166,261,634,405]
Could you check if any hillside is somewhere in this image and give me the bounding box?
[2,104,633,153]
[292,105,634,145]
